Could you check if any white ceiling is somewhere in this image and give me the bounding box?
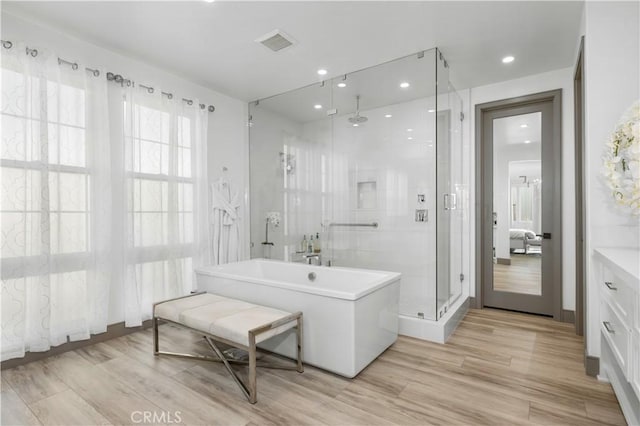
[2,1,584,102]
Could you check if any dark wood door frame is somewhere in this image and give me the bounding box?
[574,36,585,337]
[474,89,563,321]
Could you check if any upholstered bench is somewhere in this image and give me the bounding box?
[153,292,303,403]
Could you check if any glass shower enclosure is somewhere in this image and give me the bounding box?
[249,49,465,321]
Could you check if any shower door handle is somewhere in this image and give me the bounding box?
[444,194,450,210]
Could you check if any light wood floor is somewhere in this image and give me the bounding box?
[1,309,626,426]
[494,254,542,295]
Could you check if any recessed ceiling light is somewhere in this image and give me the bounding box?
[407,128,413,132]
[314,104,322,109]
[524,140,531,144]
[337,82,346,88]
[407,137,413,140]
[520,124,528,128]
[428,109,435,113]
[384,114,392,118]
[352,123,359,127]
[400,82,410,88]
[502,55,515,64]
[204,0,215,3]
[317,69,328,76]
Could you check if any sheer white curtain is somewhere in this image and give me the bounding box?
[118,84,209,327]
[1,44,111,361]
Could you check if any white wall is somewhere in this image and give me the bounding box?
[583,1,640,358]
[1,11,249,325]
[464,67,576,311]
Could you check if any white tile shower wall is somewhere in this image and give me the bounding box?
[303,97,443,319]
[1,11,249,325]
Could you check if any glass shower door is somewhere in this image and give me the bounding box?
[448,86,464,307]
[435,50,465,317]
[435,49,451,319]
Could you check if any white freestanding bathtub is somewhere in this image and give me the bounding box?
[195,259,400,378]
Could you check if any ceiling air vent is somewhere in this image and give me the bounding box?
[255,29,295,52]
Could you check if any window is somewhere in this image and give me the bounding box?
[1,69,89,265]
[124,100,197,318]
[128,106,193,248]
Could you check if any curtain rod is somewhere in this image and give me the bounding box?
[1,39,215,113]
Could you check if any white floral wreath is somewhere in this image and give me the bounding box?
[602,101,640,216]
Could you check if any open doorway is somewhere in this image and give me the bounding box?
[475,90,563,319]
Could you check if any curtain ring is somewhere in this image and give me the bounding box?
[26,47,38,57]
[92,69,100,77]
[199,103,205,110]
[208,105,215,112]
[147,87,154,94]
[72,63,79,71]
[2,40,13,49]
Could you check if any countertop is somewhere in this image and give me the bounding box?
[594,248,640,287]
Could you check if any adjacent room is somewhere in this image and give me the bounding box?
[1,1,639,425]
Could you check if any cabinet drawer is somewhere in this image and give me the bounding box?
[602,266,634,324]
[601,301,631,377]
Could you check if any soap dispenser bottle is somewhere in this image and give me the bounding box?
[308,235,314,253]
[300,235,307,253]
[314,232,321,253]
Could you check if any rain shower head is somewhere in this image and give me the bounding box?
[348,95,368,125]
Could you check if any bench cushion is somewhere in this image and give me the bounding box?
[154,293,296,346]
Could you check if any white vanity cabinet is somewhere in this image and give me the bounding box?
[595,248,640,426]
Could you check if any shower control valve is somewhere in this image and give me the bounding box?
[415,209,428,222]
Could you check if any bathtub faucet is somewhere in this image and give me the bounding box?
[303,253,321,266]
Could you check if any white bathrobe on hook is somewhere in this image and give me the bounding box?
[211,178,241,265]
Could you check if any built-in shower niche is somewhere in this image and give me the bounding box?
[248,47,468,340]
[357,180,377,210]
